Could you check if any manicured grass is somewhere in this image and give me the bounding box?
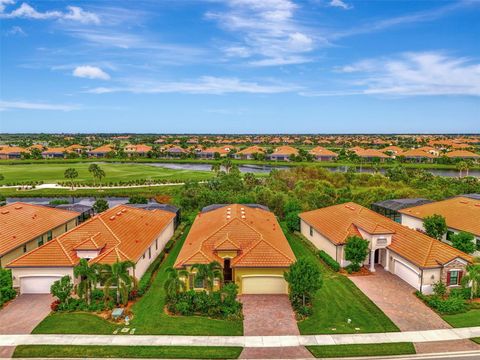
[284,227,399,335]
[13,345,242,359]
[33,224,243,336]
[473,338,480,344]
[442,309,480,328]
[306,343,415,358]
[0,162,213,185]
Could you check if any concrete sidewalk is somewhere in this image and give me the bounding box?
[1,327,480,348]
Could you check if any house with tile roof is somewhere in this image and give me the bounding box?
[350,148,391,162]
[7,205,176,294]
[88,144,114,158]
[196,146,235,159]
[267,146,299,161]
[0,146,26,160]
[300,202,472,294]
[309,146,338,162]
[124,144,152,157]
[0,203,79,268]
[398,149,436,162]
[174,204,296,294]
[399,197,480,256]
[234,146,265,160]
[445,150,480,161]
[41,147,67,159]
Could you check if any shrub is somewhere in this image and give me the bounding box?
[0,268,16,307]
[433,281,447,298]
[164,240,175,253]
[416,291,467,315]
[318,250,340,272]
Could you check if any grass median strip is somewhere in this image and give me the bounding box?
[306,343,416,358]
[13,345,242,359]
[442,309,480,328]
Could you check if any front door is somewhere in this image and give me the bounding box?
[223,258,233,282]
[374,249,380,264]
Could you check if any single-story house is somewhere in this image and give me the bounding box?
[0,203,79,268]
[163,145,187,157]
[445,150,480,161]
[399,197,480,255]
[174,204,295,295]
[41,147,67,159]
[7,205,176,294]
[234,146,265,160]
[0,146,26,160]
[300,202,472,294]
[381,146,403,156]
[309,146,338,162]
[350,148,391,162]
[371,198,433,223]
[397,149,436,162]
[124,144,152,157]
[88,145,114,158]
[196,146,234,159]
[268,146,299,161]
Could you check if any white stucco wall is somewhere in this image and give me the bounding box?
[300,219,338,261]
[400,214,425,232]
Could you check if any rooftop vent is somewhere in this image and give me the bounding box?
[116,211,122,216]
[110,216,115,220]
[241,215,246,219]
[15,206,22,210]
[1,210,9,215]
[226,215,231,219]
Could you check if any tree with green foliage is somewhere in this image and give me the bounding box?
[164,267,189,299]
[423,214,447,240]
[456,161,469,178]
[191,261,223,292]
[285,211,300,232]
[221,158,234,174]
[451,231,476,254]
[211,162,221,173]
[50,275,73,305]
[128,196,148,204]
[64,168,78,190]
[284,257,323,307]
[99,260,136,305]
[344,235,369,272]
[0,268,16,306]
[462,264,480,299]
[93,198,109,213]
[0,174,4,181]
[73,259,99,305]
[88,163,106,186]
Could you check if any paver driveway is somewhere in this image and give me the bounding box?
[0,294,52,358]
[239,295,313,359]
[350,267,479,353]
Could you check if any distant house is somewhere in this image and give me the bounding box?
[398,149,436,163]
[7,205,176,294]
[88,144,114,158]
[371,198,433,223]
[445,150,480,161]
[124,144,152,157]
[268,146,298,161]
[399,197,480,255]
[350,148,390,162]
[234,146,265,160]
[0,203,79,268]
[0,146,26,160]
[65,144,86,154]
[197,146,234,159]
[42,147,67,159]
[381,146,403,156]
[300,202,473,294]
[163,145,187,157]
[309,146,338,162]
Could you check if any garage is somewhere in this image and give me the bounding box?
[393,260,420,290]
[20,276,61,294]
[242,275,288,294]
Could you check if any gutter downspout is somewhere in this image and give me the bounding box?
[420,269,424,294]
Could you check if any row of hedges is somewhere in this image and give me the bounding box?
[0,269,16,308]
[1,180,44,187]
[416,286,473,315]
[318,250,340,272]
[57,178,186,187]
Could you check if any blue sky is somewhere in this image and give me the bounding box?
[0,0,479,133]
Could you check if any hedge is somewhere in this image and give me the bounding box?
[318,250,340,272]
[137,251,166,296]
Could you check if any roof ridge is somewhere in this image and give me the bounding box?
[179,249,212,266]
[233,237,294,266]
[98,215,122,246]
[56,236,75,265]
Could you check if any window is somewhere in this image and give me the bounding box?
[23,244,27,253]
[377,237,387,245]
[148,247,151,259]
[309,226,314,237]
[65,224,68,232]
[156,238,158,250]
[143,252,145,259]
[47,231,53,241]
[449,270,460,286]
[37,237,44,247]
[194,275,204,289]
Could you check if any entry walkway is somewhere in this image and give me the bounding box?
[1,327,480,348]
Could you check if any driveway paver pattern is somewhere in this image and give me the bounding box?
[239,294,313,359]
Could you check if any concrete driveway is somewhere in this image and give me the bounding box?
[0,294,52,358]
[350,267,479,353]
[239,295,313,359]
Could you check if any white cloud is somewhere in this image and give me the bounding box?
[0,100,79,111]
[5,25,25,36]
[329,0,352,10]
[86,76,299,95]
[73,66,110,80]
[312,52,480,97]
[0,2,99,24]
[206,0,316,66]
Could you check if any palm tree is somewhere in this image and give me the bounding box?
[73,258,99,305]
[191,261,223,292]
[462,264,480,300]
[164,267,189,299]
[221,159,233,174]
[88,164,106,186]
[456,161,468,177]
[211,162,221,173]
[64,168,78,190]
[99,260,136,305]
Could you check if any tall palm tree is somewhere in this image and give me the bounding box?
[88,163,106,186]
[221,159,233,174]
[211,162,221,173]
[164,267,189,299]
[462,264,480,300]
[73,259,99,305]
[456,161,468,178]
[191,261,224,292]
[99,260,136,305]
[64,168,78,190]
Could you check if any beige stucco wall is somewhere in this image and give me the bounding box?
[133,219,175,279]
[0,218,77,268]
[300,219,339,261]
[11,267,75,288]
[234,267,288,294]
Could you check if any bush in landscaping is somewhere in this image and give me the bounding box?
[317,250,340,272]
[344,236,369,272]
[416,291,467,315]
[0,268,16,307]
[432,281,447,298]
[164,240,175,253]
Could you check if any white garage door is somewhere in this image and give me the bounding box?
[242,276,288,294]
[20,276,61,294]
[394,261,420,289]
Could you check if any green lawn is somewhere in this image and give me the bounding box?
[0,162,212,185]
[284,228,399,335]
[473,338,480,344]
[306,343,415,358]
[442,309,480,328]
[33,224,243,336]
[13,345,242,359]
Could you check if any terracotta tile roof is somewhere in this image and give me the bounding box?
[237,146,265,155]
[399,149,436,158]
[446,150,480,159]
[175,204,295,269]
[89,145,114,153]
[399,197,480,236]
[0,203,79,257]
[271,146,299,156]
[381,146,403,153]
[200,146,235,155]
[124,144,152,153]
[42,147,67,154]
[300,202,472,268]
[7,205,175,268]
[309,146,338,157]
[0,146,26,154]
[351,148,390,158]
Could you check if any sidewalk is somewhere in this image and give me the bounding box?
[1,327,480,348]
